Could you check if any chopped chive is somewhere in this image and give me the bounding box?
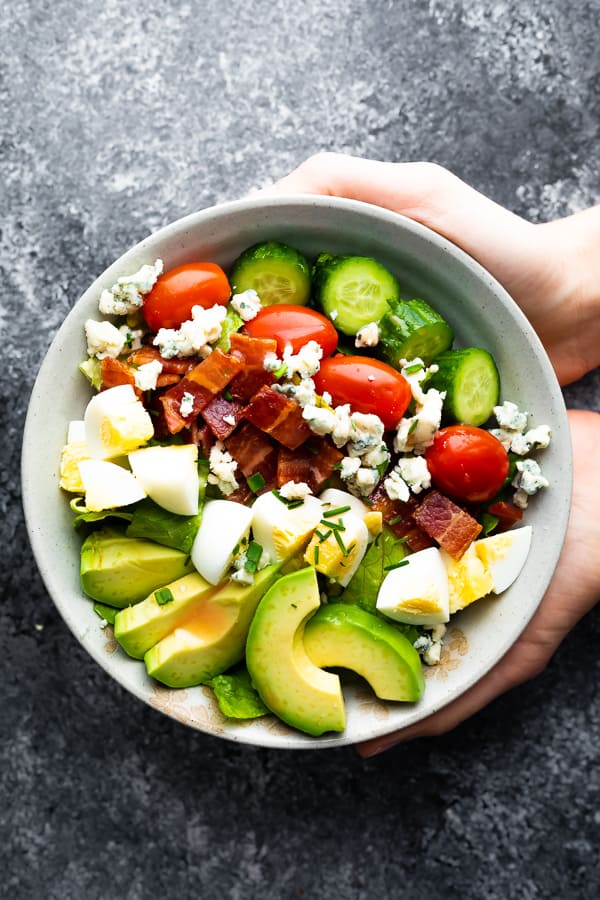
[322,505,351,518]
[320,519,345,531]
[408,418,420,436]
[394,536,410,545]
[333,528,349,556]
[271,489,304,509]
[316,529,332,543]
[245,560,257,574]
[389,515,403,525]
[362,497,373,506]
[247,472,266,493]
[223,387,233,401]
[384,560,410,571]
[273,363,288,379]
[291,602,298,609]
[332,462,343,471]
[287,499,305,509]
[155,587,174,606]
[404,362,423,375]
[313,545,320,565]
[246,541,263,563]
[233,543,240,556]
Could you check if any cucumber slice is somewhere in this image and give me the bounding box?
[312,253,400,335]
[428,348,500,426]
[378,299,454,367]
[230,241,311,307]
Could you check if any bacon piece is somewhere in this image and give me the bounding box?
[413,490,482,560]
[228,333,276,402]
[127,346,197,375]
[225,422,278,484]
[276,438,343,493]
[202,395,246,441]
[159,379,213,434]
[100,357,137,393]
[226,478,254,506]
[369,485,433,552]
[186,349,242,394]
[486,501,524,532]
[156,373,182,388]
[190,420,214,458]
[244,386,311,451]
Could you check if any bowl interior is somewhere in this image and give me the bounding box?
[22,196,571,749]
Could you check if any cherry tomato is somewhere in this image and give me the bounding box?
[425,425,510,503]
[314,356,412,430]
[143,262,231,331]
[244,304,338,356]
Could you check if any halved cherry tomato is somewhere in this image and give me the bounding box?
[314,356,412,430]
[243,304,338,357]
[143,262,231,331]
[425,425,509,503]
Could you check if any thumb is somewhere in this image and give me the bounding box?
[267,153,538,298]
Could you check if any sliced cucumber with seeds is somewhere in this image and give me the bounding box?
[230,241,311,307]
[428,348,500,426]
[378,299,454,367]
[312,253,400,335]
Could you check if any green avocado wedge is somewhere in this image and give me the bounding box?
[303,604,425,702]
[80,528,195,607]
[246,567,345,736]
[114,572,217,659]
[144,564,281,688]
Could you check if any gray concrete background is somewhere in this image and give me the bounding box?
[2,1,600,898]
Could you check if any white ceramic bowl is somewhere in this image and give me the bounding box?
[22,196,572,749]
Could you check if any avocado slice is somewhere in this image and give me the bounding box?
[303,604,425,702]
[246,567,345,736]
[144,564,281,688]
[81,528,195,607]
[114,572,217,659]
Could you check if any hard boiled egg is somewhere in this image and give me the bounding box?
[252,491,323,563]
[191,500,253,585]
[376,547,450,626]
[84,384,154,459]
[78,459,147,511]
[319,487,382,542]
[59,420,90,492]
[304,508,369,587]
[473,526,532,594]
[128,444,199,516]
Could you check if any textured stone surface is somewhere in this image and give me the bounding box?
[2,1,600,898]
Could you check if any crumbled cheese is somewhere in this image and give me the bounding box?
[355,321,380,348]
[153,304,227,359]
[134,359,163,391]
[279,480,312,501]
[208,440,239,496]
[321,390,332,406]
[352,467,380,497]
[263,352,280,372]
[98,618,109,630]
[222,413,236,427]
[489,422,551,456]
[84,319,126,359]
[423,641,442,666]
[275,377,317,408]
[395,456,431,494]
[98,259,163,315]
[413,628,444,666]
[118,325,144,351]
[488,428,516,451]
[179,391,195,418]
[339,456,361,480]
[394,388,445,455]
[400,357,435,405]
[524,424,551,450]
[282,340,323,379]
[230,289,262,321]
[331,404,353,447]
[512,458,549,508]
[302,404,336,436]
[427,623,447,643]
[383,469,410,502]
[493,400,528,432]
[231,567,255,585]
[361,441,390,470]
[347,412,385,456]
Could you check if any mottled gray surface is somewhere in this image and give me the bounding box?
[2,1,600,898]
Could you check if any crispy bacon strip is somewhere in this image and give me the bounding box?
[228,333,276,402]
[190,420,214,458]
[244,386,311,451]
[368,485,433,552]
[486,501,523,532]
[413,490,482,559]
[127,346,197,375]
[100,357,137,393]
[160,379,213,434]
[276,439,343,493]
[202,395,246,441]
[225,422,278,484]
[186,349,242,393]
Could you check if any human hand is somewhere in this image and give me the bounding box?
[267,153,600,753]
[269,153,600,386]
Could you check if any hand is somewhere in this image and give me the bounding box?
[267,153,600,753]
[269,153,600,386]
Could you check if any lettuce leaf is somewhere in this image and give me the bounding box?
[208,666,268,719]
[70,497,134,529]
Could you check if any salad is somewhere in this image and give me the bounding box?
[59,240,551,736]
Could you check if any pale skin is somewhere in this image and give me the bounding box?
[265,153,600,756]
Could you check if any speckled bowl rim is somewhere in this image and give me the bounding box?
[22,195,572,750]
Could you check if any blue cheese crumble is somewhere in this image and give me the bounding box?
[512,458,549,509]
[98,259,163,316]
[179,391,195,418]
[134,359,163,391]
[84,319,127,359]
[208,441,239,496]
[153,304,227,359]
[279,480,312,501]
[355,321,380,348]
[230,289,262,322]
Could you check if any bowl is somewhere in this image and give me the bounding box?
[22,196,572,749]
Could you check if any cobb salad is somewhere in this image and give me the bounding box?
[59,240,551,736]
